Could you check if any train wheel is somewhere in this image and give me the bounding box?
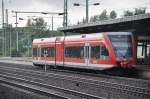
[33,63,39,66]
[33,63,44,69]
[54,65,57,69]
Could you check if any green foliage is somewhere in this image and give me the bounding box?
[90,15,99,22]
[123,8,146,17]
[11,49,22,57]
[81,18,87,23]
[99,9,108,21]
[90,9,115,22]
[25,17,64,38]
[123,10,134,17]
[32,17,47,30]
[110,10,117,19]
[0,17,64,57]
[89,7,146,23]
[26,18,32,26]
[134,8,146,15]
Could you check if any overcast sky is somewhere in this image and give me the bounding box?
[0,0,150,29]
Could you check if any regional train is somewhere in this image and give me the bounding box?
[32,32,136,70]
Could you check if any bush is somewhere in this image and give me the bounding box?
[11,49,22,57]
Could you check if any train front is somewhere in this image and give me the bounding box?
[107,32,136,68]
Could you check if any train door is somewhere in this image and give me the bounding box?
[37,45,41,62]
[84,43,91,66]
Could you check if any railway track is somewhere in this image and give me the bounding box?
[0,75,103,99]
[0,66,104,99]
[0,63,150,99]
[0,77,71,99]
[0,62,150,88]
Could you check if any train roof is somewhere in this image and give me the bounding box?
[64,33,103,42]
[64,32,132,42]
[32,32,132,44]
[32,37,56,44]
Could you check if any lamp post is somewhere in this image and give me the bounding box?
[0,37,4,56]
[2,0,4,28]
[63,0,68,27]
[74,0,100,23]
[52,16,54,31]
[1,0,5,56]
[40,12,64,31]
[12,11,19,52]
[86,0,89,23]
[15,12,19,52]
[8,24,12,57]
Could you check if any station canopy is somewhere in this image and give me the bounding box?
[58,13,150,37]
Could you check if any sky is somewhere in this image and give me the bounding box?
[0,0,150,30]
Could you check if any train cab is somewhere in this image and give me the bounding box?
[106,32,136,68]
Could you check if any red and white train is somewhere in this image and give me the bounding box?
[32,32,136,70]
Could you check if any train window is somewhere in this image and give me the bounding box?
[101,46,109,60]
[91,46,109,60]
[91,46,100,59]
[48,47,55,57]
[41,48,50,57]
[41,48,45,57]
[109,35,132,58]
[37,48,41,57]
[33,48,37,56]
[65,46,84,58]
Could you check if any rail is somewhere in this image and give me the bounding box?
[0,65,149,99]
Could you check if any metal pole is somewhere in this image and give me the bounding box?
[66,0,68,26]
[4,28,6,56]
[52,16,54,31]
[2,0,5,56]
[44,50,47,72]
[2,0,4,28]
[9,25,12,57]
[145,42,147,58]
[15,12,18,27]
[28,32,30,57]
[63,0,68,27]
[5,9,8,56]
[5,9,8,26]
[15,12,19,51]
[86,0,89,23]
[45,56,46,72]
[63,0,65,26]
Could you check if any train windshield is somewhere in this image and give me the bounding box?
[108,35,132,58]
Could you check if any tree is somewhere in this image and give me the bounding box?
[89,10,117,22]
[123,8,146,17]
[134,8,146,15]
[82,18,87,23]
[90,15,99,22]
[26,17,47,38]
[26,18,32,27]
[110,10,117,19]
[123,10,134,17]
[32,17,47,30]
[99,9,108,20]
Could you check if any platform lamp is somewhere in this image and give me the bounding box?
[74,0,100,23]
[41,12,64,31]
